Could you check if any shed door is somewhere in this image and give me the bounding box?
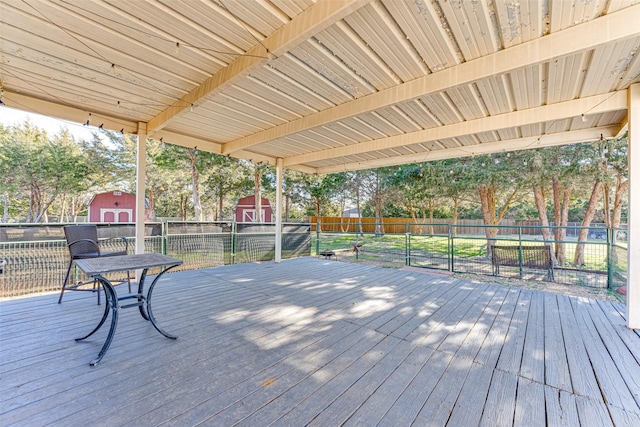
[100,209,132,223]
[243,209,266,222]
[102,210,115,223]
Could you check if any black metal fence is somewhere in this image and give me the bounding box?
[314,223,628,290]
[0,221,311,298]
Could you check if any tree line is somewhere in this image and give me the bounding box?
[0,120,628,264]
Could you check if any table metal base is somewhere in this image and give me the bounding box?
[75,264,178,366]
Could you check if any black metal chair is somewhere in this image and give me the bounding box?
[58,225,131,304]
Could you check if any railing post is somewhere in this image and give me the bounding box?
[162,221,167,255]
[355,220,360,261]
[518,225,523,279]
[607,226,613,289]
[405,223,410,266]
[450,223,454,272]
[315,218,320,256]
[231,221,237,265]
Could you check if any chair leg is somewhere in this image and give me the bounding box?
[59,260,102,305]
[58,260,74,304]
[127,270,132,293]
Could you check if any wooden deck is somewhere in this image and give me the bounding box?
[1,258,639,426]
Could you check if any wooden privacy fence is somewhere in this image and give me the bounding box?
[310,217,615,237]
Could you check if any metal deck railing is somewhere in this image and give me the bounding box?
[0,222,311,298]
[313,223,628,290]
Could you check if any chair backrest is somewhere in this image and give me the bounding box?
[64,225,99,257]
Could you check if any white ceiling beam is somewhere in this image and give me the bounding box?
[151,130,290,168]
[3,91,139,134]
[315,126,620,174]
[146,0,372,134]
[284,91,627,166]
[219,150,278,167]
[223,4,640,155]
[278,163,317,175]
[150,130,222,153]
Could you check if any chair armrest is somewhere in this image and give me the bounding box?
[103,236,129,252]
[68,239,101,255]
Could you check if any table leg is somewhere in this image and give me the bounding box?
[75,289,110,342]
[88,276,119,366]
[144,265,179,340]
[137,268,150,321]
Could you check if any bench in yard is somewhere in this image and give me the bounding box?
[490,245,554,281]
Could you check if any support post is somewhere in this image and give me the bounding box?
[135,123,147,282]
[135,123,147,255]
[518,226,523,279]
[275,158,283,263]
[627,84,640,329]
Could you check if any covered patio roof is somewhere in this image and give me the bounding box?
[1,0,639,174]
[1,0,639,329]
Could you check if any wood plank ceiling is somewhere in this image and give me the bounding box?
[1,0,639,174]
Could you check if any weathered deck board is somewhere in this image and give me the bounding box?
[496,290,531,374]
[556,294,602,399]
[520,290,545,383]
[596,300,640,364]
[375,349,455,426]
[479,369,519,426]
[450,285,510,361]
[543,293,573,392]
[305,338,415,426]
[447,360,495,426]
[544,387,580,426]
[571,297,640,414]
[436,285,498,355]
[410,282,491,350]
[341,345,435,426]
[474,287,520,368]
[411,355,475,426]
[583,298,640,408]
[1,257,638,426]
[513,377,546,427]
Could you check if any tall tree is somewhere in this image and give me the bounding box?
[549,146,579,264]
[201,156,252,220]
[527,149,557,264]
[148,141,193,220]
[386,163,442,234]
[303,173,347,231]
[281,170,309,221]
[466,153,529,254]
[601,135,628,229]
[0,122,91,222]
[360,168,392,235]
[573,142,608,266]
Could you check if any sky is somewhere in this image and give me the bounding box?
[0,106,103,141]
